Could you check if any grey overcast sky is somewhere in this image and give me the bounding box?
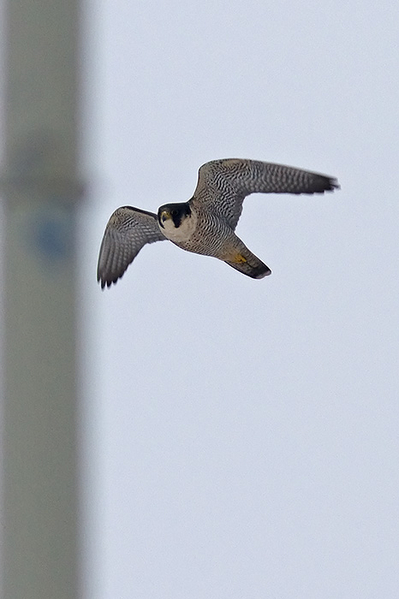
[80,0,399,597]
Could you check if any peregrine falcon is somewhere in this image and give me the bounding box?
[97,158,339,287]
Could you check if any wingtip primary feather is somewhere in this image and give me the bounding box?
[325,176,340,191]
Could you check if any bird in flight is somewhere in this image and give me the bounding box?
[97,158,339,288]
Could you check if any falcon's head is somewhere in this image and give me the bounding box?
[158,203,191,229]
[157,202,196,243]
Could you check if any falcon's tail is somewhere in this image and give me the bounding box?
[224,248,271,279]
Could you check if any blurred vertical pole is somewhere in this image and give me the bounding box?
[1,0,82,598]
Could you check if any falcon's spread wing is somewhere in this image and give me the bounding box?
[190,159,339,229]
[97,206,166,288]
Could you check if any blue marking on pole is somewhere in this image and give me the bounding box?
[31,206,74,263]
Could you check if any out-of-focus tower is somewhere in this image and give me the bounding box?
[1,1,83,597]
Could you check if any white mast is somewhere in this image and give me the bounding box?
[1,0,82,597]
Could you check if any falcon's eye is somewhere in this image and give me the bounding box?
[171,209,178,216]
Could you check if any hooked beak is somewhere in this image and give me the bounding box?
[160,210,171,223]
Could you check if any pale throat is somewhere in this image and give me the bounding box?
[160,211,197,242]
